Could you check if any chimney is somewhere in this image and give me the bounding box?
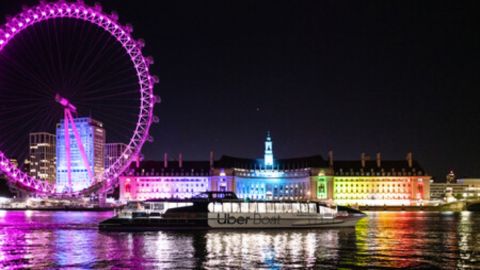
[328,150,333,167]
[406,152,413,168]
[179,153,183,168]
[163,153,168,168]
[210,151,214,168]
[376,152,381,168]
[361,152,366,168]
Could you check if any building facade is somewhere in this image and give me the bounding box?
[118,134,431,205]
[56,117,105,192]
[430,178,480,201]
[105,143,127,170]
[27,132,56,185]
[119,159,212,201]
[331,153,430,206]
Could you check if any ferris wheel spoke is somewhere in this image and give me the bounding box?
[0,1,156,196]
[26,22,59,92]
[0,57,54,97]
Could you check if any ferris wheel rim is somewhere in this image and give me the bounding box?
[0,0,156,196]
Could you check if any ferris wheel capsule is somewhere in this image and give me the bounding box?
[94,2,102,12]
[110,11,119,21]
[0,1,157,197]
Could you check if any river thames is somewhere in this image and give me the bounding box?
[0,210,479,269]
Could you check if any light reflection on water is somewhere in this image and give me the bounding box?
[0,210,479,269]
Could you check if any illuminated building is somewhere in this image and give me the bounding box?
[214,155,323,201]
[430,178,480,201]
[56,117,105,192]
[118,155,211,201]
[457,178,480,198]
[331,152,431,206]
[27,132,56,185]
[119,133,431,205]
[105,143,127,169]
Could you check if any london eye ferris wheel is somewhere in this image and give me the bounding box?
[0,0,159,197]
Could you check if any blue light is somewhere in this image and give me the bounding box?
[56,117,105,192]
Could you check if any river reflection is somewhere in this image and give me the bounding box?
[0,210,479,269]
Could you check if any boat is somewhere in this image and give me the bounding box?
[99,192,366,231]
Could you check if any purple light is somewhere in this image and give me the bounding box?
[55,94,77,112]
[0,0,157,197]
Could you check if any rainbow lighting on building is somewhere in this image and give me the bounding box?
[119,155,213,201]
[119,133,431,205]
[332,152,429,206]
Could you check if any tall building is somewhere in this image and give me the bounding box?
[105,143,127,169]
[28,132,56,185]
[56,117,105,192]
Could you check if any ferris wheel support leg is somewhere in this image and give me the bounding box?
[66,110,95,188]
[64,110,72,194]
[98,186,107,207]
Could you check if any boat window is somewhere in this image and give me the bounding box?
[309,203,317,213]
[240,202,249,213]
[231,202,240,213]
[284,203,292,213]
[300,203,309,213]
[249,202,257,213]
[266,203,275,213]
[208,202,223,213]
[223,202,232,213]
[275,203,284,213]
[292,203,301,213]
[257,202,266,213]
[214,202,223,213]
[125,202,139,210]
[208,203,213,212]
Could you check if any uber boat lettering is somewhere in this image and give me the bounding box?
[215,213,281,225]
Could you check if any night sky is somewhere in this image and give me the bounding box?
[1,0,480,180]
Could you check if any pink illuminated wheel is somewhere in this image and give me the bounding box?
[0,1,159,197]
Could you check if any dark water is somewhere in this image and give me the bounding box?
[0,210,479,269]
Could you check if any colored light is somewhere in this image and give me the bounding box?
[0,0,156,196]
